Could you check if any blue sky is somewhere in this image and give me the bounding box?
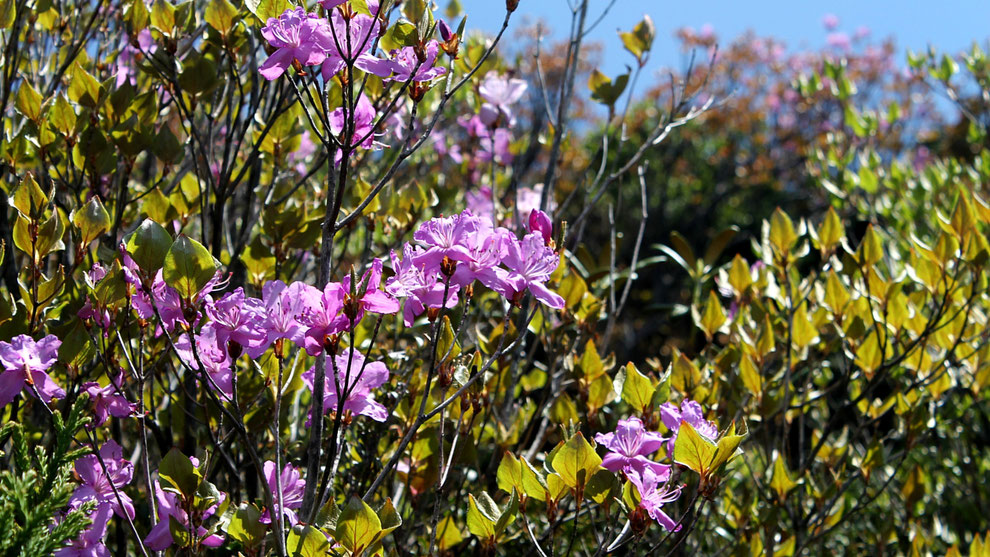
[460,0,990,87]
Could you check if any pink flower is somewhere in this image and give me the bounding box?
[412,210,486,272]
[627,467,682,531]
[660,399,719,456]
[260,7,335,80]
[595,417,671,479]
[384,40,447,82]
[248,280,311,358]
[479,72,528,127]
[115,29,156,88]
[82,380,136,428]
[329,93,385,165]
[144,476,225,551]
[528,209,552,245]
[822,13,839,31]
[497,233,564,309]
[339,258,401,324]
[386,244,460,327]
[204,287,267,354]
[69,440,135,520]
[303,348,390,422]
[0,334,64,408]
[294,282,348,356]
[55,503,112,557]
[320,11,390,80]
[260,461,306,526]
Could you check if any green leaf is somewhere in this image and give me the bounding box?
[619,15,654,63]
[287,525,331,557]
[151,0,176,33]
[698,290,726,340]
[435,314,459,362]
[227,504,267,547]
[551,432,602,490]
[466,493,497,540]
[71,197,111,246]
[124,219,173,272]
[857,224,883,266]
[68,63,102,108]
[710,421,747,472]
[378,498,402,535]
[578,339,604,379]
[204,0,237,34]
[335,496,382,555]
[727,254,752,295]
[588,69,629,107]
[10,173,50,218]
[126,0,150,31]
[435,515,464,552]
[493,489,517,537]
[158,447,202,498]
[51,94,77,135]
[585,469,619,505]
[770,455,797,500]
[817,206,845,254]
[496,452,523,496]
[0,0,15,29]
[673,420,716,475]
[791,303,818,349]
[163,235,219,300]
[245,0,291,22]
[769,208,797,256]
[15,82,43,121]
[614,362,654,414]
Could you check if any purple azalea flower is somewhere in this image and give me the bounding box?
[595,417,671,479]
[528,209,552,245]
[204,287,267,354]
[259,7,335,80]
[465,187,495,222]
[303,348,389,423]
[115,29,156,87]
[627,466,682,531]
[386,244,460,327]
[479,72,528,127]
[0,334,65,408]
[175,325,234,398]
[476,127,514,165]
[82,380,136,428]
[248,280,311,358]
[55,503,113,557]
[294,282,348,356]
[385,40,447,82]
[412,210,486,273]
[329,93,384,164]
[320,11,390,80]
[145,475,225,551]
[450,223,512,292]
[69,440,135,520]
[660,399,719,456]
[338,258,400,325]
[260,461,306,526]
[497,232,565,309]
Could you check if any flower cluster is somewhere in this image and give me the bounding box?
[596,399,717,532]
[59,441,135,556]
[386,208,564,325]
[259,3,447,84]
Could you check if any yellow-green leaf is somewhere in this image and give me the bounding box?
[551,432,602,490]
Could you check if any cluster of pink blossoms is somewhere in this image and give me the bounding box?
[259,2,447,83]
[77,208,562,424]
[595,399,718,531]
